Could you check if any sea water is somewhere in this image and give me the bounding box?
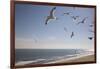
[15,49,86,64]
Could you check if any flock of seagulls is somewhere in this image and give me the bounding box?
[45,7,94,40]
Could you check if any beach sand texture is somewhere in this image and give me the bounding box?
[54,55,95,64]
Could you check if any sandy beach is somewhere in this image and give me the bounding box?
[47,54,95,64]
[66,55,94,62]
[15,51,95,67]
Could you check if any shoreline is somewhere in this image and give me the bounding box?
[45,54,94,64]
[15,51,94,66]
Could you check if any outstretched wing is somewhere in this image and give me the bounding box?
[82,17,88,22]
[89,24,93,27]
[71,16,75,18]
[88,37,93,40]
[63,12,71,15]
[50,7,56,17]
[77,21,81,25]
[45,17,50,25]
[71,32,74,38]
[76,16,79,18]
[77,17,87,25]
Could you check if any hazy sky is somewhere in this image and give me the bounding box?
[15,4,95,50]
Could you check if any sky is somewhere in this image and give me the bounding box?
[15,4,95,50]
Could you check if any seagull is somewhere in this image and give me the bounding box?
[45,7,57,25]
[63,12,71,15]
[71,32,74,38]
[77,17,88,25]
[71,16,79,20]
[89,24,93,27]
[88,37,93,40]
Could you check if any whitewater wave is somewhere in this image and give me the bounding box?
[15,54,77,66]
[15,50,94,66]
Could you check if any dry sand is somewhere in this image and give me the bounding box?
[46,54,95,64]
[66,55,95,63]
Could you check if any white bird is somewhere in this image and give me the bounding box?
[45,7,57,25]
[77,17,88,25]
[71,16,79,20]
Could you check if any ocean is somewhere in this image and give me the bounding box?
[15,49,86,64]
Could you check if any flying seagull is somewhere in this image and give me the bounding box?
[88,37,93,40]
[89,24,93,27]
[45,7,57,25]
[71,32,74,38]
[71,16,79,20]
[77,17,88,25]
[63,12,71,15]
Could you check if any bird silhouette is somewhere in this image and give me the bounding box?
[63,12,71,15]
[45,7,57,25]
[88,37,93,40]
[77,17,88,25]
[89,24,93,27]
[71,32,74,38]
[71,16,79,20]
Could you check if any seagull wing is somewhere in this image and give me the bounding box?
[50,7,56,17]
[88,37,93,40]
[77,21,81,25]
[77,17,87,25]
[71,16,74,18]
[89,25,93,27]
[71,16,76,20]
[45,17,50,25]
[71,32,74,38]
[64,12,71,15]
[82,17,88,23]
[76,16,79,18]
